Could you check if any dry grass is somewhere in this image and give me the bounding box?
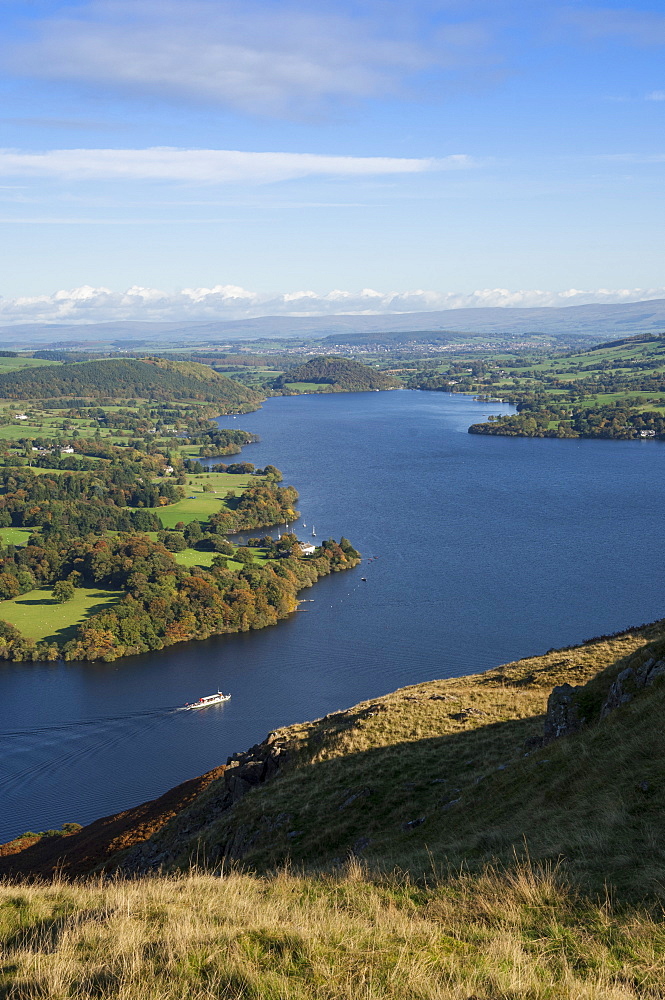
[2,863,664,1000]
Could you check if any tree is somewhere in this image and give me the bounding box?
[52,580,75,603]
[0,572,20,599]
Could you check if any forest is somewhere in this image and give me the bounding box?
[0,533,360,662]
[469,401,665,439]
[270,356,400,391]
[0,357,262,409]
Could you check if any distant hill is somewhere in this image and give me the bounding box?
[587,333,665,352]
[3,298,665,346]
[271,356,400,392]
[0,357,261,410]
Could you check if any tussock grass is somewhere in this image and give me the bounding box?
[2,863,664,999]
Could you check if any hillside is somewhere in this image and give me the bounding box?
[2,623,665,1000]
[409,334,665,438]
[272,356,400,391]
[0,357,262,409]
[4,616,665,901]
[114,619,665,898]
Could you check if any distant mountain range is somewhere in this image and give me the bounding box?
[2,299,665,347]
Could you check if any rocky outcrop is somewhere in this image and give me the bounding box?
[117,732,292,873]
[599,656,665,719]
[544,652,665,743]
[543,683,587,742]
[224,733,291,802]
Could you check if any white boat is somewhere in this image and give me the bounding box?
[183,691,231,710]
[312,526,316,537]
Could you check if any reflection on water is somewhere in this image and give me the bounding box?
[1,390,664,841]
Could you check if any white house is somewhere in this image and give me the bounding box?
[15,413,28,420]
[299,543,317,556]
[61,446,75,454]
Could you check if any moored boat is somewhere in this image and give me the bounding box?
[183,691,231,710]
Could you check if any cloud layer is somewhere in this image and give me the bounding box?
[1,284,664,325]
[5,0,493,117]
[0,148,465,184]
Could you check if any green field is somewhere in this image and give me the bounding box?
[0,527,35,546]
[153,473,258,528]
[171,548,217,568]
[0,424,45,440]
[0,357,56,372]
[156,494,232,528]
[171,547,272,571]
[283,381,330,392]
[0,587,123,642]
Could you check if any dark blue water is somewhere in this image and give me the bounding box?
[1,390,664,842]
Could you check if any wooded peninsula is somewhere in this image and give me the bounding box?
[0,357,360,662]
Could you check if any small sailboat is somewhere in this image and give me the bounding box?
[311,526,316,537]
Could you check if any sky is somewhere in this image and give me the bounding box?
[0,0,664,323]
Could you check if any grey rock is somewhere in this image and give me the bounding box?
[543,683,586,742]
[440,798,460,811]
[599,657,665,720]
[450,708,487,722]
[402,817,426,830]
[339,787,372,810]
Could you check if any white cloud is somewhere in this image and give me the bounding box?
[5,0,494,117]
[560,7,665,46]
[1,284,664,324]
[0,147,465,183]
[646,90,665,101]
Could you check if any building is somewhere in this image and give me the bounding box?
[299,543,317,556]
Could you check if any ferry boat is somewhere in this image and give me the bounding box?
[183,691,231,710]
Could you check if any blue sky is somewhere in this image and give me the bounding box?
[0,0,664,322]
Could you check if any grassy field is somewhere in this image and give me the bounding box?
[0,424,45,440]
[0,357,56,371]
[2,865,664,1000]
[283,381,332,392]
[156,494,232,528]
[0,586,123,642]
[0,526,35,546]
[154,473,257,528]
[173,548,273,571]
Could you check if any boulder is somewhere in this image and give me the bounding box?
[599,657,665,720]
[543,683,586,742]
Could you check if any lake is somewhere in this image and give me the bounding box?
[1,390,664,842]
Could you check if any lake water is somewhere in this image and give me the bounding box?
[1,390,665,842]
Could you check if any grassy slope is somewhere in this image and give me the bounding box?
[0,587,123,642]
[138,619,665,900]
[3,865,665,1000]
[2,626,665,998]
